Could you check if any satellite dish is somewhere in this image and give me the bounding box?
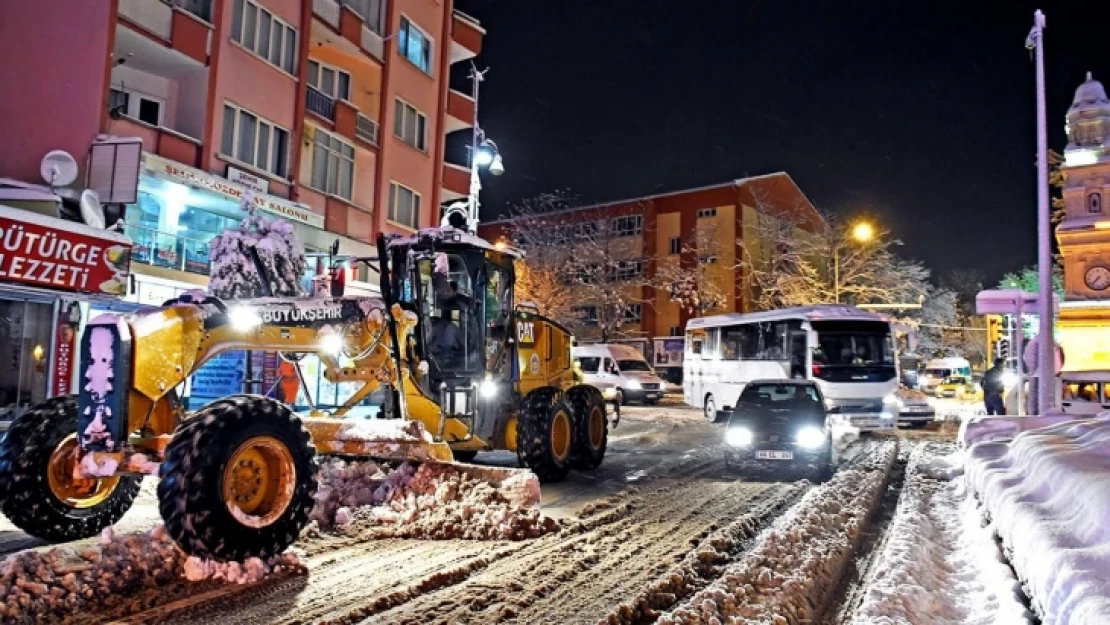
[79,189,106,229]
[40,150,79,188]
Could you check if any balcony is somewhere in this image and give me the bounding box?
[356,113,379,146]
[108,117,203,168]
[450,11,484,64]
[306,86,336,122]
[118,0,213,64]
[445,89,475,135]
[312,0,384,62]
[442,162,470,202]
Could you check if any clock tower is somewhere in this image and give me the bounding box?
[1058,72,1110,300]
[1055,72,1110,374]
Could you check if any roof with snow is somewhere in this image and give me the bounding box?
[686,304,888,330]
[480,171,825,234]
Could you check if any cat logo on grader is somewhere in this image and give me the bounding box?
[0,228,613,562]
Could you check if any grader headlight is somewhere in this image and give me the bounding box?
[479,376,498,399]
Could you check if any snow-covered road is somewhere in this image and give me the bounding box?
[1,400,982,624]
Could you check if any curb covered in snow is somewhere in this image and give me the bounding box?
[850,443,1032,625]
[656,441,898,624]
[965,417,1110,624]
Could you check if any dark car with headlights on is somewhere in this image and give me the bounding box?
[724,380,833,479]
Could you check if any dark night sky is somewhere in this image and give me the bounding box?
[449,1,1110,285]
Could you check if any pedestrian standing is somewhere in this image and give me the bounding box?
[982,358,1008,415]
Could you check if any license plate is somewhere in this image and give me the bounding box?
[756,450,793,460]
[646,393,660,399]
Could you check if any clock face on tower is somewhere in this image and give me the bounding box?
[1085,265,1110,291]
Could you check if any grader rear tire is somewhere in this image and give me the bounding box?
[568,386,607,471]
[517,388,574,483]
[0,396,141,542]
[158,395,318,561]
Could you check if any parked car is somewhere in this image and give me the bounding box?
[933,375,982,401]
[723,379,833,479]
[893,386,935,427]
[573,343,666,405]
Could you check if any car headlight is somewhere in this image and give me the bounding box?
[479,376,498,399]
[602,387,618,399]
[626,379,642,390]
[795,426,826,449]
[726,427,753,447]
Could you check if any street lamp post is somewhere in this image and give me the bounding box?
[441,65,504,233]
[1026,10,1055,413]
[833,220,874,304]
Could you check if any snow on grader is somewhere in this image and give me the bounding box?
[0,227,613,561]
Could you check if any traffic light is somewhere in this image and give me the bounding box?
[987,315,1002,352]
[996,337,1011,359]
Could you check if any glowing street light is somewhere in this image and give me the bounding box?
[834,219,876,304]
[441,65,505,233]
[851,221,874,242]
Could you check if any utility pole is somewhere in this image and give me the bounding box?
[1026,10,1055,413]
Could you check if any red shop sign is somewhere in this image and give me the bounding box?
[0,204,132,296]
[53,319,77,397]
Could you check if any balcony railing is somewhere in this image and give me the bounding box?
[165,0,212,22]
[355,113,379,145]
[306,86,336,121]
[125,224,212,276]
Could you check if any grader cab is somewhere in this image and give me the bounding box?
[0,227,611,562]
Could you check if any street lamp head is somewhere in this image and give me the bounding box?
[489,153,505,176]
[474,146,495,167]
[851,221,874,242]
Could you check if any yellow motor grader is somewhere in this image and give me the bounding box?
[0,228,611,561]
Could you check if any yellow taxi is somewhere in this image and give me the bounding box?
[934,375,983,402]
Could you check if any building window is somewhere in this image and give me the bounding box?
[388,182,421,229]
[398,16,432,74]
[1089,192,1103,214]
[572,306,598,324]
[669,326,682,337]
[623,304,643,325]
[610,215,643,238]
[221,103,289,178]
[613,259,645,281]
[110,88,164,126]
[310,128,355,201]
[669,236,681,255]
[307,60,351,101]
[393,99,427,151]
[230,0,297,74]
[700,255,718,264]
[697,208,717,218]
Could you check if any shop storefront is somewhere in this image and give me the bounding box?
[0,203,133,427]
[110,153,382,413]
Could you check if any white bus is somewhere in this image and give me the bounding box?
[683,305,899,432]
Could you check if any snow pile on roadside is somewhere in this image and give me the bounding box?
[656,443,896,624]
[311,458,558,540]
[966,416,1110,624]
[182,551,303,584]
[851,444,1032,625]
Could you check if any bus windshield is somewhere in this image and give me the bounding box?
[811,320,896,383]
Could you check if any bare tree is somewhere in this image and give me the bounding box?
[514,260,573,323]
[745,207,929,309]
[655,220,728,317]
[503,191,655,342]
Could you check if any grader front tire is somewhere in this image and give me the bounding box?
[517,389,574,483]
[0,396,141,543]
[158,395,318,561]
[568,386,608,471]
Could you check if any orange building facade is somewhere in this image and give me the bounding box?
[478,172,825,341]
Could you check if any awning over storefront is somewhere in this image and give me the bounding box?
[0,203,132,297]
[140,153,325,229]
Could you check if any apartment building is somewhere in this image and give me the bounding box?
[0,0,483,414]
[478,173,825,341]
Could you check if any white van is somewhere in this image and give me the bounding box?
[573,344,666,405]
[920,357,972,393]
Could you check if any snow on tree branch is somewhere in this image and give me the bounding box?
[503,190,656,342]
[655,220,728,316]
[208,204,308,299]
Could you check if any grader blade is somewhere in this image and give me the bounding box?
[303,418,541,508]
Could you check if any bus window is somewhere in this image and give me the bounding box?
[705,328,720,358]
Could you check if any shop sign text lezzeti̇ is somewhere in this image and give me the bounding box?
[0,204,132,296]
